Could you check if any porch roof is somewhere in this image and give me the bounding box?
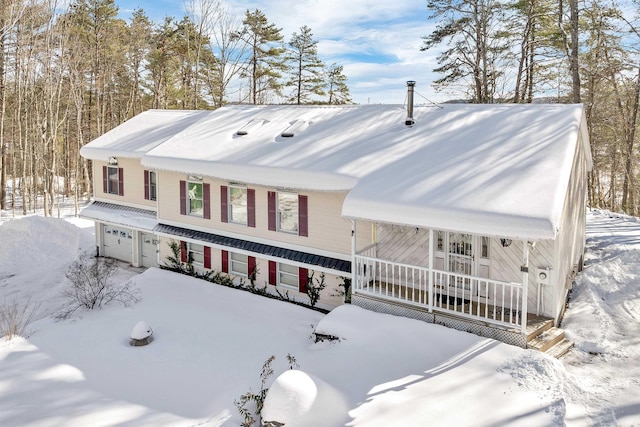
[154,224,352,274]
[79,201,157,231]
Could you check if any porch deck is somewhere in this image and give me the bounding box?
[353,254,528,333]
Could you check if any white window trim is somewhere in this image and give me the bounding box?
[229,184,248,225]
[229,252,248,277]
[278,263,298,289]
[187,242,204,265]
[107,165,119,195]
[277,191,298,234]
[187,180,203,217]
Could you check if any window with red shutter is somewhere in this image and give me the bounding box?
[298,195,308,237]
[220,185,228,223]
[180,180,187,215]
[248,256,256,282]
[268,191,276,231]
[221,250,229,273]
[180,241,187,263]
[247,189,256,228]
[102,166,108,193]
[203,183,211,219]
[144,170,150,200]
[204,246,211,269]
[268,261,277,285]
[298,268,308,293]
[118,168,124,196]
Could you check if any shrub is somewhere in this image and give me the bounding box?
[58,256,139,319]
[306,271,326,307]
[0,297,40,339]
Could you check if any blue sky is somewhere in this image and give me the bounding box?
[115,0,445,105]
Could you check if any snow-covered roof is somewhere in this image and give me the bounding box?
[81,103,589,240]
[79,110,211,160]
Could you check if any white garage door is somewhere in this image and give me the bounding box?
[141,232,159,268]
[103,225,133,263]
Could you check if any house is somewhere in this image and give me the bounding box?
[79,83,591,349]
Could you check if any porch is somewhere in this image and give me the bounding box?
[353,253,528,332]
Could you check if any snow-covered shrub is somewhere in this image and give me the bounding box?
[58,256,139,318]
[234,354,298,427]
[0,297,40,339]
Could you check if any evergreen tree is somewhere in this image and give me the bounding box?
[235,9,285,104]
[324,63,352,104]
[284,25,325,104]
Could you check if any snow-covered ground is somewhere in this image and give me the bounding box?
[0,208,638,426]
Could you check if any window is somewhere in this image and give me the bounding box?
[481,236,490,259]
[229,185,247,225]
[278,263,299,288]
[278,192,298,233]
[188,181,203,216]
[230,252,248,276]
[187,242,204,265]
[144,170,157,201]
[103,165,123,196]
[180,179,210,219]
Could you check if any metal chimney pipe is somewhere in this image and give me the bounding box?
[406,81,416,126]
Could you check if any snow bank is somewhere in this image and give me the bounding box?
[261,370,349,427]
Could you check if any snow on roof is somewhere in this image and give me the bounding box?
[81,103,588,240]
[79,110,211,161]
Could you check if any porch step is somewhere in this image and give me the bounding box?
[527,326,573,358]
[526,316,554,341]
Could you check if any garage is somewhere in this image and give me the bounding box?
[141,232,159,268]
[102,224,133,263]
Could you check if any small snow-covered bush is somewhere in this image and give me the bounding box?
[58,256,139,318]
[234,354,298,427]
[0,297,40,339]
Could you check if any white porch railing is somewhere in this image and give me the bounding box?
[353,254,526,330]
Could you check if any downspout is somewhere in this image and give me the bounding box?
[521,240,529,334]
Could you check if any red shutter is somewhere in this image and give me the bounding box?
[268,261,277,285]
[102,166,108,193]
[118,168,124,196]
[298,268,308,293]
[268,191,276,231]
[247,189,256,227]
[144,170,150,200]
[298,195,308,237]
[204,246,211,269]
[248,256,256,280]
[180,241,187,263]
[180,180,186,215]
[203,183,211,219]
[221,250,229,273]
[220,185,228,223]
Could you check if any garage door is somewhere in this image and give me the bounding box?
[141,232,159,268]
[103,225,133,263]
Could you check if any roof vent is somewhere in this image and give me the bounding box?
[405,81,416,126]
[280,120,308,138]
[236,118,267,136]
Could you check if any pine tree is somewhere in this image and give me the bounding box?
[284,25,325,104]
[235,9,285,104]
[325,63,352,104]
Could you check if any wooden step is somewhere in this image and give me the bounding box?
[526,316,554,341]
[545,338,574,359]
[527,326,566,353]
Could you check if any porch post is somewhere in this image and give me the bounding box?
[521,240,529,334]
[351,219,356,295]
[428,228,434,312]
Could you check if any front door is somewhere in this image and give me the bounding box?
[434,231,490,297]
